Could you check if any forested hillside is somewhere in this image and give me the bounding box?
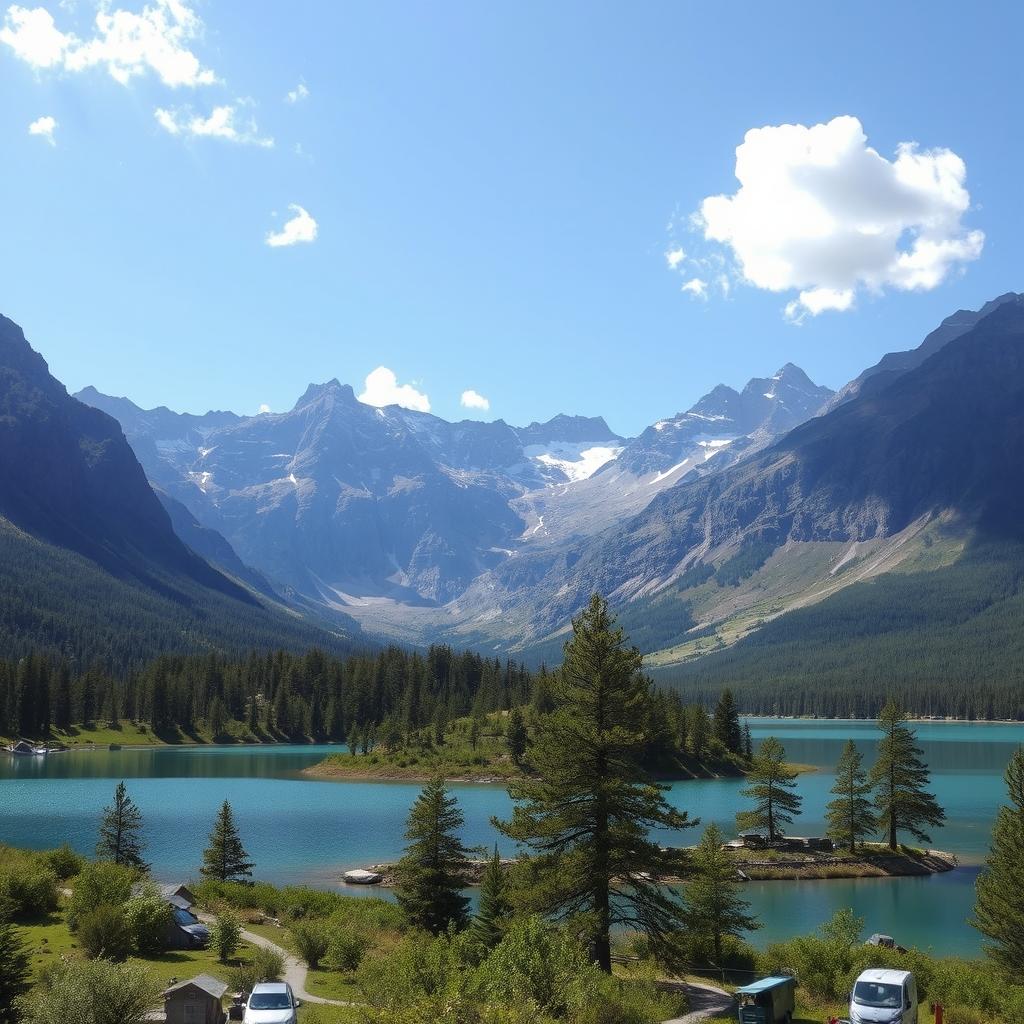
[659,536,1024,719]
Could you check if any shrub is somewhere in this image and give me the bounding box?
[210,911,242,963]
[0,860,59,918]
[44,844,84,881]
[292,920,329,969]
[230,945,284,993]
[325,929,370,973]
[66,861,135,931]
[21,956,160,1024]
[78,904,133,961]
[123,885,171,955]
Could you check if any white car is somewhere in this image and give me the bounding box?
[849,968,918,1024]
[243,981,301,1024]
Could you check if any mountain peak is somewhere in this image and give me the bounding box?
[294,379,356,409]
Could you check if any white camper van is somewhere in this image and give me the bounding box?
[849,969,917,1024]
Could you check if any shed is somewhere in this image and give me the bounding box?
[162,974,227,1024]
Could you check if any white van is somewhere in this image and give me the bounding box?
[849,969,917,1024]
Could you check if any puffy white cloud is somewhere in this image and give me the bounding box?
[286,81,308,104]
[0,5,67,66]
[681,277,707,298]
[155,104,273,147]
[265,204,317,247]
[460,389,490,411]
[664,246,685,270]
[693,115,984,320]
[27,113,56,144]
[358,367,430,413]
[1,0,218,87]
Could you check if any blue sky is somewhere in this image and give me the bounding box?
[2,0,1021,436]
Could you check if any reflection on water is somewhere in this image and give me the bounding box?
[0,720,1020,956]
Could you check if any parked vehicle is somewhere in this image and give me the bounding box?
[173,907,210,949]
[737,976,797,1024]
[849,969,917,1024]
[243,982,300,1024]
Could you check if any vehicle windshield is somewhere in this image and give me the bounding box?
[854,982,903,1008]
[249,992,292,1009]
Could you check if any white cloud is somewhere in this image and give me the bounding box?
[358,367,430,413]
[460,389,490,411]
[265,204,317,247]
[258,403,271,414]
[681,277,707,298]
[1,0,218,87]
[664,246,685,270]
[694,115,984,320]
[155,104,273,147]
[286,80,308,104]
[27,113,56,144]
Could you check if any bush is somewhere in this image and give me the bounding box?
[44,844,84,881]
[210,911,242,963]
[21,956,159,1024]
[230,946,284,994]
[78,904,133,961]
[123,885,171,955]
[325,929,370,973]
[292,920,329,969]
[0,860,59,919]
[66,861,135,931]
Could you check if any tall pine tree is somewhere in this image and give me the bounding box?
[825,740,875,854]
[684,823,759,964]
[712,689,742,755]
[735,736,802,842]
[868,701,944,850]
[471,845,513,952]
[495,594,695,972]
[96,781,149,870]
[393,776,471,934]
[200,801,254,882]
[973,748,1024,973]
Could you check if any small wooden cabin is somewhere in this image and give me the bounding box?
[162,974,227,1024]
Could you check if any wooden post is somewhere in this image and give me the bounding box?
[932,1003,944,1024]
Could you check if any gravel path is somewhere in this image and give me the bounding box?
[661,981,735,1024]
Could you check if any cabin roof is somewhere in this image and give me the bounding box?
[163,973,228,999]
[737,977,795,995]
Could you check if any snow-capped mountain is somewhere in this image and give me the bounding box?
[78,361,829,626]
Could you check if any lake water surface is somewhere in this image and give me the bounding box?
[1,718,1019,956]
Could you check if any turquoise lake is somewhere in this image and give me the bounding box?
[1,718,1019,957]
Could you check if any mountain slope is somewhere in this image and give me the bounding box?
[448,295,1024,656]
[0,314,355,668]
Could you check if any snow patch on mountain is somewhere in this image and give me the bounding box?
[523,441,624,482]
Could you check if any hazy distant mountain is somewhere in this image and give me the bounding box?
[0,313,353,667]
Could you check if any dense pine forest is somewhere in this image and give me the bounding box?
[0,521,357,674]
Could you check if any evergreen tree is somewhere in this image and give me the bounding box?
[868,701,945,850]
[200,801,254,883]
[506,707,528,765]
[471,845,513,951]
[735,736,802,842]
[207,696,227,739]
[96,781,149,871]
[684,823,759,963]
[742,723,753,760]
[974,748,1024,973]
[825,740,875,854]
[712,689,742,754]
[393,776,471,934]
[0,914,30,1020]
[495,594,696,972]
